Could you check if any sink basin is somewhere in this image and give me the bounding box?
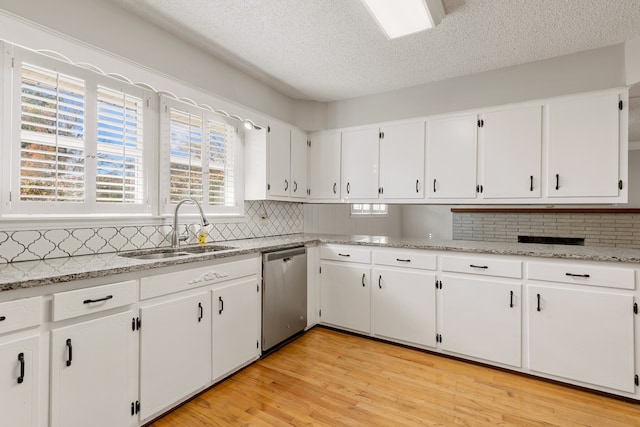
[118,245,236,260]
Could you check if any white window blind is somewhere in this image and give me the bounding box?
[19,63,85,202]
[96,86,144,204]
[162,97,240,215]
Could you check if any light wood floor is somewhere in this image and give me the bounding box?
[150,327,640,426]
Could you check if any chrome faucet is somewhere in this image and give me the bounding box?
[171,198,210,248]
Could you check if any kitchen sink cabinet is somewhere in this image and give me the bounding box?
[547,92,623,199]
[0,335,39,427]
[211,277,260,382]
[528,285,635,393]
[308,131,342,200]
[426,114,478,199]
[379,121,425,199]
[439,276,522,367]
[50,311,137,427]
[139,291,212,421]
[372,267,436,347]
[479,105,542,199]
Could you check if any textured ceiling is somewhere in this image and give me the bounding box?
[109,0,640,102]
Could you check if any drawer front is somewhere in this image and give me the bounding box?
[373,250,436,270]
[140,256,258,300]
[0,296,42,335]
[442,256,522,279]
[53,280,136,321]
[528,262,635,290]
[320,246,371,264]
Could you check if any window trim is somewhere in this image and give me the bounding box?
[5,47,155,216]
[159,95,243,217]
[350,203,389,218]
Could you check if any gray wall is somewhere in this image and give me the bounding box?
[304,204,402,238]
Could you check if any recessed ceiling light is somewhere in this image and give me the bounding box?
[361,0,444,39]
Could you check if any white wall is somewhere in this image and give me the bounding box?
[400,205,453,240]
[304,204,402,237]
[0,0,326,130]
[327,44,627,129]
[626,36,640,86]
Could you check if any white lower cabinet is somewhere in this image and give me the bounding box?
[50,311,137,427]
[528,285,635,392]
[372,268,436,347]
[0,335,39,427]
[139,291,212,420]
[440,276,522,367]
[212,278,260,382]
[320,263,371,334]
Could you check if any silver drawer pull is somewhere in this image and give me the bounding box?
[470,264,488,269]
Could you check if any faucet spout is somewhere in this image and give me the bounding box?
[172,198,210,248]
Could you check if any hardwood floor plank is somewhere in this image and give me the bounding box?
[149,328,640,426]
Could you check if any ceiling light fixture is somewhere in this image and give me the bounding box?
[361,0,444,39]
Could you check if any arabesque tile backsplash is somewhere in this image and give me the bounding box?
[0,200,303,264]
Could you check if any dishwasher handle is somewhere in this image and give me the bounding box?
[263,246,306,262]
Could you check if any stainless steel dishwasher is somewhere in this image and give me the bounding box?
[262,246,307,353]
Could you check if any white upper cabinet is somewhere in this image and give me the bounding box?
[308,132,342,200]
[341,127,380,200]
[267,123,291,198]
[379,121,425,199]
[427,114,478,199]
[290,128,308,199]
[480,105,542,199]
[547,92,621,198]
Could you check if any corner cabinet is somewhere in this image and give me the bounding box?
[308,132,342,200]
[546,92,625,199]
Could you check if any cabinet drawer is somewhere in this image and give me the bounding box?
[442,256,521,279]
[53,280,136,321]
[528,262,635,290]
[140,256,258,300]
[320,246,371,264]
[374,250,436,270]
[0,296,42,335]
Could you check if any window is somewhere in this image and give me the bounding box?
[7,48,152,215]
[160,96,240,215]
[351,203,388,217]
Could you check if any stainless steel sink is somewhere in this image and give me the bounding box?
[118,245,236,260]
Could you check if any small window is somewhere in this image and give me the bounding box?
[351,203,388,217]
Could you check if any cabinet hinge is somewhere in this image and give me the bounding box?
[476,184,484,193]
[635,375,639,386]
[379,131,385,139]
[267,183,271,190]
[307,188,311,196]
[131,317,136,331]
[634,302,638,315]
[131,401,140,416]
[436,334,442,343]
[477,119,484,128]
[619,100,623,111]
[136,401,140,414]
[378,187,383,195]
[307,140,311,147]
[435,280,442,289]
[135,317,141,331]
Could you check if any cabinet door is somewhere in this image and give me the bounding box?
[440,276,521,367]
[212,278,260,381]
[51,311,136,427]
[380,121,425,199]
[427,115,477,199]
[528,285,634,392]
[140,292,211,420]
[268,123,291,197]
[372,268,435,347]
[290,128,308,199]
[547,93,620,197]
[481,106,541,198]
[320,263,370,333]
[308,132,341,199]
[341,127,379,200]
[0,335,38,427]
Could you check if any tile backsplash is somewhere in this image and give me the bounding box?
[453,211,640,249]
[0,200,303,263]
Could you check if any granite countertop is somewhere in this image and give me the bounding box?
[2,233,640,292]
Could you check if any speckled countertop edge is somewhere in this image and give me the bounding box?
[2,233,640,291]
